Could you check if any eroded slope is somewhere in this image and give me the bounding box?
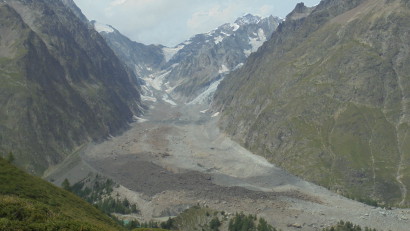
[214,0,410,205]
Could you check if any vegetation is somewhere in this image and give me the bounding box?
[150,206,279,231]
[67,175,139,215]
[62,178,71,191]
[69,175,115,201]
[228,213,256,231]
[257,218,276,231]
[323,221,377,231]
[6,152,14,163]
[132,229,169,231]
[0,157,123,230]
[209,217,221,231]
[213,0,410,206]
[112,218,161,230]
[63,175,141,230]
[160,218,175,230]
[97,197,139,215]
[228,213,277,231]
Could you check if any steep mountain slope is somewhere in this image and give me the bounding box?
[214,0,410,206]
[161,14,281,103]
[61,0,90,25]
[95,14,281,105]
[0,158,123,230]
[0,0,142,175]
[94,22,165,80]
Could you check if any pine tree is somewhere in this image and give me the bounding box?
[62,178,71,191]
[210,217,221,231]
[6,152,15,163]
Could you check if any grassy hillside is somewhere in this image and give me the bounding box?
[0,158,123,230]
[214,0,410,206]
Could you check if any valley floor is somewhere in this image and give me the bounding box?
[47,97,410,231]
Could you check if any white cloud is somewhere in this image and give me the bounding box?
[187,5,237,31]
[110,0,127,6]
[258,5,274,17]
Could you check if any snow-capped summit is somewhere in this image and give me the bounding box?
[94,13,282,106]
[234,14,262,26]
[158,14,282,104]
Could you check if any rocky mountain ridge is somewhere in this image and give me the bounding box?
[0,0,142,175]
[213,0,410,206]
[95,14,281,105]
[93,21,166,82]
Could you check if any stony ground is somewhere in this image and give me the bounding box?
[48,97,410,230]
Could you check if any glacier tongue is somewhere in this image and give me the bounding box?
[187,79,223,105]
[163,45,184,62]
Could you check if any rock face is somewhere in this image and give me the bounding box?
[61,0,89,25]
[95,14,281,104]
[0,0,142,174]
[162,14,281,104]
[214,0,410,206]
[94,21,166,80]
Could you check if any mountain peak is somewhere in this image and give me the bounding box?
[234,14,262,26]
[286,2,315,21]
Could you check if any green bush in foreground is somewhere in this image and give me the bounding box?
[323,221,377,231]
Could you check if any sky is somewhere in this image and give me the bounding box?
[73,0,321,47]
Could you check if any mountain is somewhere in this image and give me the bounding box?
[61,0,90,25]
[95,14,281,104]
[160,14,282,104]
[0,0,142,175]
[93,21,165,80]
[213,0,410,206]
[0,158,123,230]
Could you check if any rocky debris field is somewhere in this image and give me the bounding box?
[65,98,410,231]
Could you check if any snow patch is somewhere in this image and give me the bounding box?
[243,29,267,57]
[143,70,171,91]
[244,49,252,56]
[200,109,209,113]
[94,22,114,33]
[220,31,231,36]
[235,14,261,26]
[233,63,244,70]
[141,95,157,103]
[162,94,177,106]
[163,45,184,62]
[188,79,222,105]
[219,64,230,74]
[133,116,148,123]
[232,23,240,31]
[212,112,220,117]
[214,36,224,45]
[249,28,266,53]
[165,82,178,94]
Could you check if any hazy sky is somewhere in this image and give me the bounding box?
[73,0,321,47]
